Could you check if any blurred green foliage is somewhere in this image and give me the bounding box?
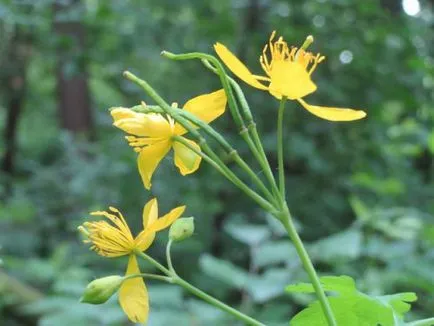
[0,0,433,325]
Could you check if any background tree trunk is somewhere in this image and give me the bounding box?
[1,28,31,190]
[53,0,93,135]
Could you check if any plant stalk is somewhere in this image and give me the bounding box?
[277,98,287,199]
[173,276,266,326]
[280,208,337,326]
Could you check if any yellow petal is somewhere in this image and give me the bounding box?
[134,229,156,252]
[137,140,171,189]
[174,89,227,135]
[142,198,158,229]
[147,205,186,234]
[134,199,159,251]
[268,61,317,100]
[119,255,149,324]
[172,138,202,175]
[110,107,137,120]
[214,42,268,90]
[297,98,367,121]
[113,112,172,138]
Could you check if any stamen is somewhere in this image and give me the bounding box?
[300,35,314,51]
[308,53,325,75]
[77,226,90,237]
[260,44,271,76]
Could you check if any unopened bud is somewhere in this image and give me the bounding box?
[169,217,195,242]
[80,275,124,304]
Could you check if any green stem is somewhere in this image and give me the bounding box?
[166,239,175,274]
[277,98,287,199]
[249,125,282,205]
[280,208,337,326]
[132,104,276,206]
[173,276,265,326]
[201,58,281,201]
[161,51,245,132]
[173,135,276,213]
[137,244,265,326]
[407,318,434,326]
[162,52,281,205]
[124,71,276,208]
[135,251,171,275]
[124,273,172,283]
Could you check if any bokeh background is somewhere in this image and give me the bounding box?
[1,0,433,325]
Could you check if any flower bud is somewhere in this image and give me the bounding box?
[169,217,195,242]
[80,275,124,304]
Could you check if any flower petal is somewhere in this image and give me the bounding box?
[137,140,171,189]
[142,198,158,229]
[297,99,367,121]
[174,89,227,135]
[268,61,317,100]
[147,205,186,234]
[173,138,202,175]
[214,43,268,90]
[110,107,137,120]
[134,199,159,251]
[112,110,172,138]
[119,255,149,324]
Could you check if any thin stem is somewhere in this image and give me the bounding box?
[161,51,245,131]
[277,98,287,199]
[201,58,281,201]
[124,273,172,283]
[137,247,265,325]
[123,71,274,211]
[280,208,337,326]
[407,318,434,326]
[173,276,266,326]
[173,136,276,213]
[166,239,175,274]
[162,53,281,205]
[135,251,171,275]
[133,104,276,205]
[249,125,282,205]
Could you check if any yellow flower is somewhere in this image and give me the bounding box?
[111,89,227,189]
[214,31,366,121]
[78,198,185,323]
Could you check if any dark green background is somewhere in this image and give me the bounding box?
[0,0,433,325]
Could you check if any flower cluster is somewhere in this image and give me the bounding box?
[78,31,366,324]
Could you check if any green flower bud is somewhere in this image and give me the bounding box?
[80,275,124,304]
[169,217,195,242]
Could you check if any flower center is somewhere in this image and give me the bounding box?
[259,32,325,79]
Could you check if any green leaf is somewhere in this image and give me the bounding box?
[290,294,394,326]
[286,275,356,296]
[288,276,418,326]
[377,293,417,317]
